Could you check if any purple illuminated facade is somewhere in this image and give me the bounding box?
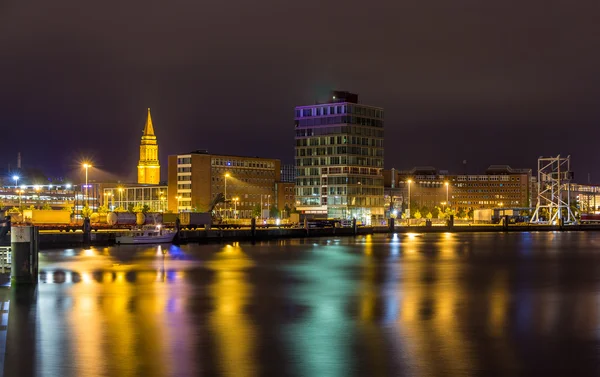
[294,91,385,224]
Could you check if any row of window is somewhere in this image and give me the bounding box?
[456,175,517,181]
[296,135,384,147]
[295,116,384,128]
[295,167,382,176]
[211,159,276,169]
[295,126,385,138]
[296,147,384,157]
[296,157,383,168]
[296,177,383,186]
[296,196,385,207]
[296,105,384,119]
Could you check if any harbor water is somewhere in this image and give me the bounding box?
[2,232,600,377]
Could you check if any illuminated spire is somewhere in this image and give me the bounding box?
[143,108,155,136]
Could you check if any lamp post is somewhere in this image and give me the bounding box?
[83,163,92,206]
[224,173,230,219]
[233,197,239,219]
[118,187,124,209]
[445,181,449,209]
[268,195,271,218]
[407,179,412,222]
[12,175,19,189]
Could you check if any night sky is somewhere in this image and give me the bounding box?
[1,1,600,183]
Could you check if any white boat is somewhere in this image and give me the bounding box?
[115,224,176,245]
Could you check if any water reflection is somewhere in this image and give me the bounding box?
[1,234,600,376]
[205,243,257,377]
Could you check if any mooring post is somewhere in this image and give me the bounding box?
[10,226,39,285]
[82,217,91,245]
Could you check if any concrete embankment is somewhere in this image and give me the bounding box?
[2,224,600,248]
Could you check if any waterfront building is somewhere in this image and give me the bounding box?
[0,183,99,217]
[168,150,281,218]
[101,184,168,212]
[384,165,532,217]
[568,183,600,213]
[137,108,161,185]
[294,91,385,224]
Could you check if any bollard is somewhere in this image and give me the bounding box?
[388,217,395,233]
[251,217,256,238]
[10,226,39,285]
[82,217,91,245]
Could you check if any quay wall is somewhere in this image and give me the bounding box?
[2,224,600,248]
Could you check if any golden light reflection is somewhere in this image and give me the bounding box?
[83,248,96,256]
[396,234,475,375]
[206,243,257,377]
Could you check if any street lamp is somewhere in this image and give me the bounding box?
[12,175,19,189]
[267,194,271,218]
[407,179,412,221]
[118,187,124,208]
[83,163,92,206]
[445,181,449,209]
[224,173,231,219]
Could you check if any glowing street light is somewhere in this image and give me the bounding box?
[224,173,231,219]
[444,181,449,209]
[118,187,124,208]
[407,179,413,221]
[224,173,230,200]
[82,163,92,206]
[12,175,19,189]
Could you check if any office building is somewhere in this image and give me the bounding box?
[168,151,281,218]
[294,91,385,224]
[384,165,532,217]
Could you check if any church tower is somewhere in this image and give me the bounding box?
[137,108,160,184]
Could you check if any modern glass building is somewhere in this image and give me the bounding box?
[294,91,385,224]
[102,185,168,212]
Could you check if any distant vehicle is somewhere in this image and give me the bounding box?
[580,213,600,224]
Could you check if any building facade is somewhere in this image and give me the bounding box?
[275,181,295,218]
[168,151,281,218]
[384,165,532,217]
[137,108,160,184]
[102,184,168,212]
[294,91,385,224]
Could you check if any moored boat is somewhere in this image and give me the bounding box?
[115,224,176,245]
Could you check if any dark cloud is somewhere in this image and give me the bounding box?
[1,0,600,181]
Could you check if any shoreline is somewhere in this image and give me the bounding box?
[1,224,599,248]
